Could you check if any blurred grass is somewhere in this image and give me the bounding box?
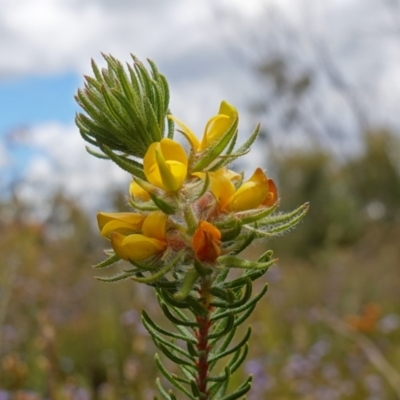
[1,130,400,399]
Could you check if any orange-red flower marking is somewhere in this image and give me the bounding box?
[193,221,222,263]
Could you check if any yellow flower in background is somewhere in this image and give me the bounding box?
[143,138,188,192]
[195,168,278,213]
[169,101,238,152]
[193,221,221,262]
[110,211,168,262]
[97,212,146,238]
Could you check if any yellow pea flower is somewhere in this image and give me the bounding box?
[195,168,278,213]
[168,101,238,152]
[110,211,168,262]
[143,138,188,192]
[97,212,146,238]
[228,168,272,212]
[193,221,221,262]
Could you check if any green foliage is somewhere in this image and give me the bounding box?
[345,131,400,220]
[146,260,271,400]
[90,196,306,398]
[270,130,400,258]
[75,54,171,172]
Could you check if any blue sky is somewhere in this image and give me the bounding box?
[0,73,80,194]
[0,72,79,133]
[1,0,400,214]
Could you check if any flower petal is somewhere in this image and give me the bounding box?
[200,101,238,151]
[143,142,163,188]
[159,138,188,167]
[168,115,201,150]
[262,178,278,207]
[193,221,221,262]
[122,234,167,261]
[143,139,188,191]
[227,168,269,212]
[201,115,229,150]
[193,171,236,210]
[130,181,151,202]
[97,212,145,238]
[110,232,131,260]
[165,160,187,190]
[111,232,166,261]
[101,220,141,239]
[214,167,241,182]
[142,211,168,241]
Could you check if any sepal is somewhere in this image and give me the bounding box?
[149,192,177,215]
[132,176,178,214]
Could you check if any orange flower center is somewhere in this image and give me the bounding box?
[193,221,222,262]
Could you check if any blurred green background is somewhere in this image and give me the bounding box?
[1,129,400,399]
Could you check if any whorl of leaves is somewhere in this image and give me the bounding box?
[75,54,172,176]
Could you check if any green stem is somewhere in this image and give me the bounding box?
[195,277,213,399]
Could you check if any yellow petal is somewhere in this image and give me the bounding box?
[200,101,238,151]
[111,232,166,261]
[110,232,131,261]
[168,115,201,150]
[143,139,188,191]
[101,220,142,239]
[155,149,186,192]
[160,138,188,167]
[193,171,236,210]
[214,167,241,182]
[219,100,238,119]
[143,142,162,188]
[227,168,269,212]
[201,115,228,150]
[97,212,145,238]
[121,235,167,261]
[129,181,151,202]
[248,168,269,186]
[142,211,168,241]
[165,160,187,190]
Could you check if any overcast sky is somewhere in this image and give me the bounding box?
[1,0,400,216]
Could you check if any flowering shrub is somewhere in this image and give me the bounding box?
[75,54,308,399]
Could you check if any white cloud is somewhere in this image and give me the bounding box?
[0,0,238,77]
[3,0,400,211]
[18,122,129,213]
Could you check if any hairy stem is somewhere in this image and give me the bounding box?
[195,276,213,399]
